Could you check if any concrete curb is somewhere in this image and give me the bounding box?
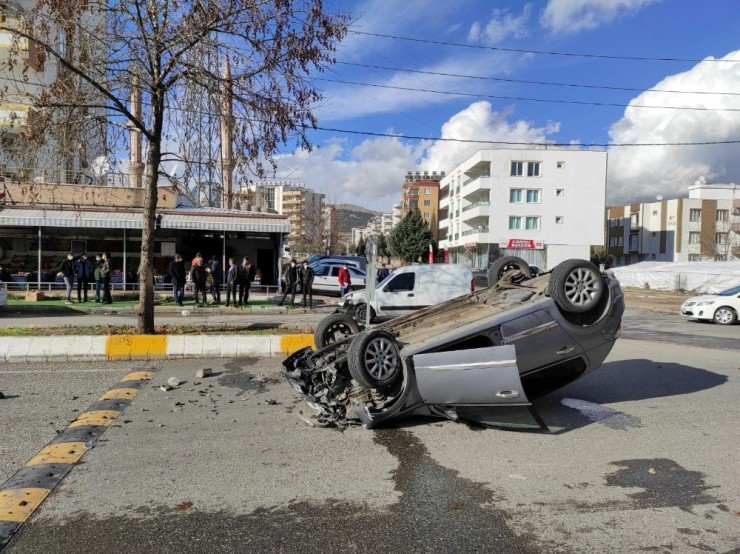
[0,334,315,363]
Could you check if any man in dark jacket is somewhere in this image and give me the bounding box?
[168,254,186,306]
[93,254,104,302]
[74,253,93,303]
[239,256,257,306]
[278,258,298,306]
[209,255,222,304]
[100,252,113,304]
[225,257,238,307]
[58,252,76,305]
[191,256,208,307]
[300,260,315,308]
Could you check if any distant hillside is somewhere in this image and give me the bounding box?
[335,204,379,233]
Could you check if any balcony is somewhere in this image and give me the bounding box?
[462,200,490,212]
[461,174,491,199]
[461,226,489,237]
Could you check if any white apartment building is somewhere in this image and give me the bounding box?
[439,148,608,270]
[607,182,740,265]
[366,212,394,236]
[351,225,370,246]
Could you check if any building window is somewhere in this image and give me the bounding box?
[689,232,700,244]
[689,209,701,222]
[629,234,639,251]
[716,233,727,244]
[556,161,564,168]
[689,254,701,262]
[510,161,524,176]
[525,217,541,230]
[618,236,623,246]
[424,187,431,195]
[716,209,729,222]
[423,199,431,206]
[556,188,564,197]
[508,216,522,230]
[527,162,541,177]
[423,212,430,220]
[526,189,540,203]
[630,213,639,230]
[555,216,563,224]
[509,189,523,203]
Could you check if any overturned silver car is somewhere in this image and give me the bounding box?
[283,258,624,430]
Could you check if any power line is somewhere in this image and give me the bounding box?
[350,30,739,64]
[312,77,740,112]
[336,61,740,97]
[312,125,740,148]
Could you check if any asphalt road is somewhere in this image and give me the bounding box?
[1,315,738,552]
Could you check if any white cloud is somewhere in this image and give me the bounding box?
[607,50,740,204]
[540,0,658,34]
[468,5,533,45]
[274,101,559,211]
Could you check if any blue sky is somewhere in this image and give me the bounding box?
[272,0,740,212]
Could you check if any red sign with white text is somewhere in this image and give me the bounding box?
[507,239,543,249]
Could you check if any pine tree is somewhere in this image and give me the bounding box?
[388,209,433,263]
[356,236,366,256]
[377,233,389,262]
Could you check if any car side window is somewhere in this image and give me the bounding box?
[313,265,329,276]
[386,272,415,292]
[330,267,340,277]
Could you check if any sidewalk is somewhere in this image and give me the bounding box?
[0,294,329,363]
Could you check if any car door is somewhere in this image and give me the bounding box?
[376,271,419,317]
[412,345,547,431]
[310,264,332,292]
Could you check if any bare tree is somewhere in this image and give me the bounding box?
[2,0,349,332]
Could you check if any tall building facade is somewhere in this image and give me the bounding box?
[439,148,608,270]
[607,183,740,265]
[401,170,443,239]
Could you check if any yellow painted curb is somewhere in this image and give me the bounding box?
[279,334,315,355]
[107,335,167,360]
[0,488,51,523]
[25,442,87,466]
[99,388,139,401]
[68,410,120,428]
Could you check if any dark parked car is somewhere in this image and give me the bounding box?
[283,257,624,431]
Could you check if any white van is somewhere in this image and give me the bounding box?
[338,263,473,323]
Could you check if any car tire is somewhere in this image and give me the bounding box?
[347,329,402,389]
[354,302,375,324]
[713,306,737,325]
[487,256,532,287]
[549,259,604,314]
[314,313,361,349]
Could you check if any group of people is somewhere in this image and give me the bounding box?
[168,253,256,307]
[57,252,112,305]
[278,259,316,307]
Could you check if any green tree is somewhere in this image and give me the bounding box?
[2,0,349,333]
[388,209,433,263]
[377,232,389,262]
[355,236,366,256]
[591,246,613,268]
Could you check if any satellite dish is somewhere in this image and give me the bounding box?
[91,156,111,177]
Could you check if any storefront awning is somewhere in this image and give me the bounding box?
[0,208,142,229]
[0,206,291,233]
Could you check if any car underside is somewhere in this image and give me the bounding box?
[283,258,624,430]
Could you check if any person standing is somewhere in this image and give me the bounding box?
[168,253,186,306]
[338,263,351,298]
[278,258,298,306]
[376,263,390,282]
[209,255,222,304]
[57,252,76,305]
[225,257,238,307]
[191,256,208,307]
[239,256,257,306]
[300,260,315,308]
[100,252,113,304]
[93,254,104,302]
[75,253,93,303]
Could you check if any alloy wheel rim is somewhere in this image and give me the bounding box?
[364,336,399,380]
[564,267,601,308]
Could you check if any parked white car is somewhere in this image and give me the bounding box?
[310,264,366,295]
[680,285,740,325]
[0,280,7,308]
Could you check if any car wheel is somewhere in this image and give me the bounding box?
[713,306,737,325]
[348,329,402,389]
[314,313,361,349]
[487,256,532,286]
[549,259,604,314]
[354,302,375,324]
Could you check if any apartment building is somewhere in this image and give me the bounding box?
[607,182,740,265]
[400,170,443,238]
[366,212,394,236]
[439,148,608,270]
